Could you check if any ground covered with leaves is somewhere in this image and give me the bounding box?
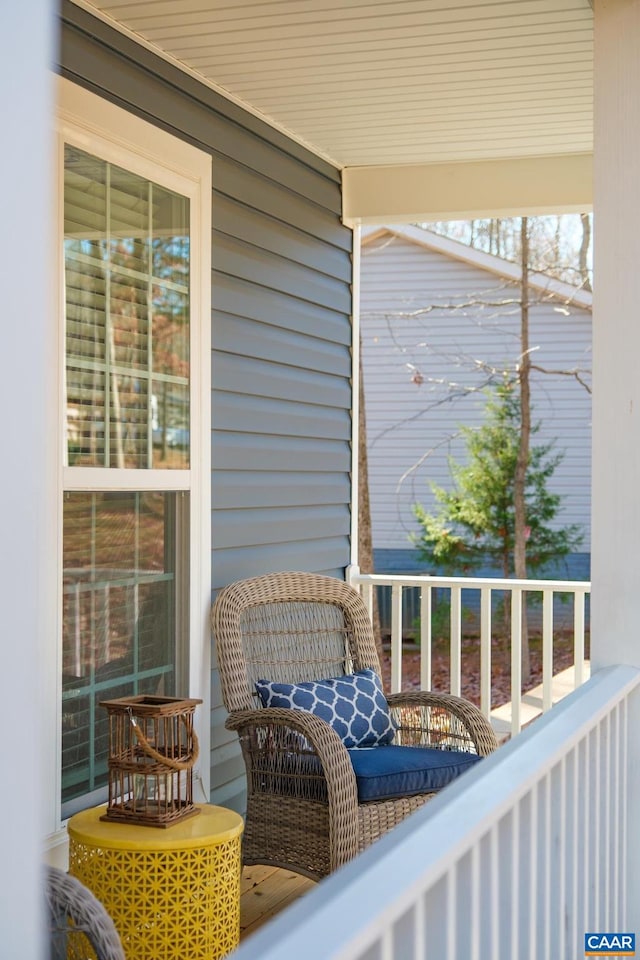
[381,630,587,709]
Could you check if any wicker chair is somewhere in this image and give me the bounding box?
[45,866,125,960]
[211,571,498,880]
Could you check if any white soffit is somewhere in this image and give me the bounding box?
[74,0,593,173]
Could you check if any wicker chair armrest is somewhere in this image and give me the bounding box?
[227,708,359,868]
[229,707,359,788]
[45,866,125,960]
[226,708,352,770]
[386,691,498,756]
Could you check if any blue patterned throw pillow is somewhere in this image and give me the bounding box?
[255,668,395,748]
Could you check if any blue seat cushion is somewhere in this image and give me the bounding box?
[347,744,482,802]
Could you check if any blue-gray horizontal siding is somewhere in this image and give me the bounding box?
[214,274,350,343]
[60,3,353,816]
[213,392,351,439]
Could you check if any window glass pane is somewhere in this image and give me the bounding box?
[152,380,190,467]
[109,371,149,470]
[64,145,190,469]
[152,185,190,277]
[110,268,148,371]
[151,281,190,466]
[61,491,188,818]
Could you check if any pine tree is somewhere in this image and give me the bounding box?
[412,378,583,580]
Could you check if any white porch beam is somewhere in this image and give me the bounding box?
[342,153,593,226]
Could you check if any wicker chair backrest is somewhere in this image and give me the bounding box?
[212,572,381,713]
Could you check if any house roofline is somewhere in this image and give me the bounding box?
[362,223,592,310]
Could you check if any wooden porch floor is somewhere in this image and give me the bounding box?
[240,865,316,941]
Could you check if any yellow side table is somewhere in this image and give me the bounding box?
[68,803,243,960]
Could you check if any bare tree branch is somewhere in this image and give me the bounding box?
[395,431,463,492]
[530,364,592,394]
[369,375,498,448]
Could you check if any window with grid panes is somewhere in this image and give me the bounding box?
[61,144,193,818]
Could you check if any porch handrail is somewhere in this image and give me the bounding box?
[348,569,591,737]
[231,664,640,960]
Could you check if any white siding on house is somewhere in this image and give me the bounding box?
[361,230,592,568]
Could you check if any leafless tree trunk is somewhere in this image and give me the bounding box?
[358,340,384,666]
[489,218,498,255]
[514,217,531,682]
[579,213,592,292]
[109,325,126,469]
[554,216,562,262]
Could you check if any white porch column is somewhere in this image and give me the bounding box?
[592,0,640,669]
[592,0,640,937]
[1,4,55,958]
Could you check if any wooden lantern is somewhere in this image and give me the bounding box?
[100,695,202,827]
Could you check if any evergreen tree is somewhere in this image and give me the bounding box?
[412,378,583,579]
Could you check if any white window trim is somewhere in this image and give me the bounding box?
[46,78,212,849]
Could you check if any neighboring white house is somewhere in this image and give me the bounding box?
[361,224,592,579]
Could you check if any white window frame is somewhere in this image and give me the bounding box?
[45,78,212,848]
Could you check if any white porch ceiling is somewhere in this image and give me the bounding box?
[73,0,594,222]
[73,0,593,171]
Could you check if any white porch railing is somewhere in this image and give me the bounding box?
[231,665,640,960]
[348,570,591,738]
